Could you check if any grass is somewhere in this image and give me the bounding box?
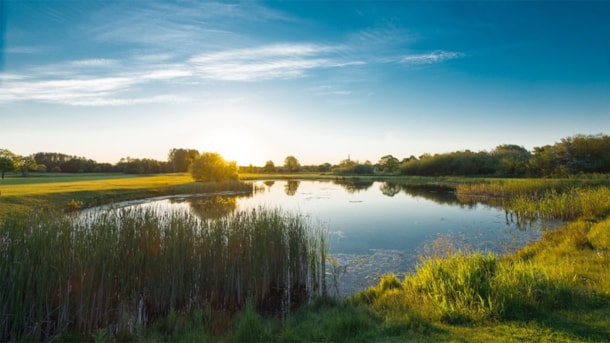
[345,215,610,342]
[2,172,610,341]
[0,173,253,219]
[0,206,326,341]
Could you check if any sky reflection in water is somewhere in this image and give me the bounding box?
[120,180,554,295]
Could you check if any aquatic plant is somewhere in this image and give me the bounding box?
[0,206,326,341]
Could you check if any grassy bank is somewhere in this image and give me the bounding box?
[129,215,609,342]
[0,173,254,219]
[2,173,609,341]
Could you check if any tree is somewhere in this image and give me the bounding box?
[17,155,37,177]
[262,160,276,173]
[168,148,200,173]
[492,144,531,176]
[284,156,300,173]
[0,149,16,180]
[190,152,238,182]
[379,155,400,174]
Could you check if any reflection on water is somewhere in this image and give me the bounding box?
[88,180,560,295]
[333,179,374,193]
[380,182,402,197]
[284,180,300,196]
[183,195,238,220]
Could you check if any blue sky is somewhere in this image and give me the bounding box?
[1,1,608,166]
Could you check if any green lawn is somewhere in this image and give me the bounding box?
[0,173,194,218]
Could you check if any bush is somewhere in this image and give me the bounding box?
[190,152,238,182]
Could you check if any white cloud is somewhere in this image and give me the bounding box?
[0,76,136,103]
[5,46,43,54]
[400,51,463,64]
[189,43,353,81]
[70,59,117,67]
[141,67,193,80]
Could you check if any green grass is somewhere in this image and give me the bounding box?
[142,180,609,342]
[0,173,256,219]
[3,173,610,341]
[0,207,326,341]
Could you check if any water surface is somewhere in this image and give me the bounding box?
[94,180,557,295]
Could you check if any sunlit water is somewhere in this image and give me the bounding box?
[83,180,560,295]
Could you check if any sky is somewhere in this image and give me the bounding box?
[1,0,609,166]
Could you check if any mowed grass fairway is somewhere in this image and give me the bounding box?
[0,173,194,218]
[0,173,192,196]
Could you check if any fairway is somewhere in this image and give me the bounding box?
[0,173,193,197]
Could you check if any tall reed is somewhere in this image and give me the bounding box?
[509,187,610,221]
[0,206,326,341]
[456,180,610,222]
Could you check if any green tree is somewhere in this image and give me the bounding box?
[262,160,276,173]
[334,158,357,174]
[529,145,553,176]
[379,155,400,174]
[492,144,531,176]
[168,148,200,173]
[0,149,16,180]
[17,155,37,177]
[284,156,300,173]
[317,162,332,172]
[190,152,238,182]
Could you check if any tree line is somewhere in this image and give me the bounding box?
[0,134,607,180]
[243,134,609,177]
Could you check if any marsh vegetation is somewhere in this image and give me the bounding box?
[0,207,326,341]
[2,176,608,341]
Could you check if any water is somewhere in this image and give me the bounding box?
[87,180,558,295]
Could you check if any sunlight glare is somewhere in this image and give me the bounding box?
[207,133,258,166]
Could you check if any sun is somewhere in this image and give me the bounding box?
[208,134,259,166]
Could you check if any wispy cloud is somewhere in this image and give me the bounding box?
[0,76,136,104]
[87,1,293,52]
[0,1,463,107]
[399,51,463,64]
[189,43,355,81]
[311,85,353,96]
[5,46,44,54]
[70,59,117,67]
[0,41,363,105]
[0,43,460,106]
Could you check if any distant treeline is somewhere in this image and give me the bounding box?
[10,133,610,177]
[30,149,200,174]
[397,134,609,177]
[247,134,609,178]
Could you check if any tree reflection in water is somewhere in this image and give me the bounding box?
[284,180,300,196]
[185,195,237,220]
[379,182,401,197]
[264,180,275,190]
[333,179,374,193]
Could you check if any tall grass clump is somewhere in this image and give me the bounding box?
[0,206,326,341]
[353,252,587,326]
[457,179,610,222]
[509,186,610,221]
[405,252,499,323]
[455,179,569,199]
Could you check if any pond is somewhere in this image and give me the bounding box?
[87,179,559,296]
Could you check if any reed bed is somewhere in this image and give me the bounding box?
[508,187,610,222]
[0,206,326,341]
[455,179,571,199]
[456,179,610,222]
